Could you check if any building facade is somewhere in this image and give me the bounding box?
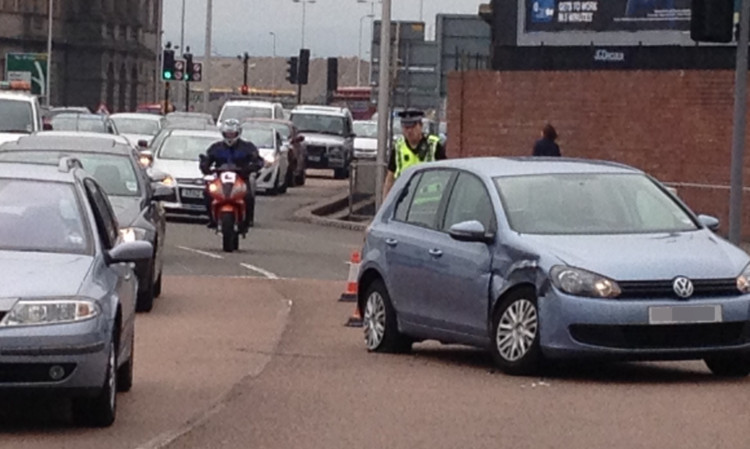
[0,0,161,110]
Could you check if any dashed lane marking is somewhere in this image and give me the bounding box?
[177,246,224,260]
[240,263,279,280]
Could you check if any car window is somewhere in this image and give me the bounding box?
[241,128,275,147]
[393,173,421,222]
[0,179,90,254]
[51,115,108,133]
[0,151,141,197]
[220,105,273,122]
[158,135,220,160]
[85,180,119,248]
[111,117,161,135]
[0,99,34,133]
[354,121,378,138]
[442,173,494,232]
[405,170,453,229]
[291,113,346,136]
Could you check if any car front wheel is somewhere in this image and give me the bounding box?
[704,355,750,377]
[490,288,543,376]
[73,339,117,427]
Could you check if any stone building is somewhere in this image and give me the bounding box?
[0,0,161,110]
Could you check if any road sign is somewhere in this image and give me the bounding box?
[191,62,203,82]
[174,59,185,81]
[5,53,47,96]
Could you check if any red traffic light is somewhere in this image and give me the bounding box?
[241,85,249,95]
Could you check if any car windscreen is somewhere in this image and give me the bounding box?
[0,99,34,133]
[51,115,107,133]
[353,121,377,138]
[0,151,141,197]
[495,173,699,235]
[220,105,272,121]
[111,117,160,135]
[0,179,90,254]
[158,135,220,161]
[241,128,275,148]
[291,113,346,136]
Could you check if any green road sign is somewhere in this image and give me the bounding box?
[5,53,47,96]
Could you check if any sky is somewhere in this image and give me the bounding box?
[162,0,485,58]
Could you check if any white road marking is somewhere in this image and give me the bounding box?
[177,246,224,260]
[240,263,279,280]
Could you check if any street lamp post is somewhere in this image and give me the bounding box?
[358,14,374,87]
[45,0,53,107]
[203,0,213,114]
[269,32,277,91]
[375,0,392,210]
[293,0,316,50]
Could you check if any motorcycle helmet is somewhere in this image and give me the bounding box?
[220,119,242,146]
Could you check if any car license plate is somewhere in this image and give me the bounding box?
[180,189,204,199]
[648,305,722,325]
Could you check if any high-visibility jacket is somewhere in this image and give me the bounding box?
[394,134,441,179]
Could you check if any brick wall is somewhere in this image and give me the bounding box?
[447,70,750,237]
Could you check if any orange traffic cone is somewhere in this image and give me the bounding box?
[339,251,361,302]
[345,303,363,328]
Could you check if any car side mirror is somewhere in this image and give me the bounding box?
[698,214,720,232]
[42,122,53,131]
[147,168,168,183]
[108,241,153,264]
[152,184,177,202]
[449,220,494,243]
[139,150,154,168]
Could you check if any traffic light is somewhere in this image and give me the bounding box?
[286,57,298,84]
[327,57,338,93]
[298,49,310,85]
[184,52,194,81]
[691,0,734,43]
[162,47,176,81]
[241,84,249,95]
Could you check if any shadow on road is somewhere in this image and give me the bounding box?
[409,344,740,384]
[0,397,72,431]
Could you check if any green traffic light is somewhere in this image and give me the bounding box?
[163,71,172,80]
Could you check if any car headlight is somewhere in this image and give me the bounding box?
[161,175,176,187]
[549,265,621,298]
[737,264,750,293]
[1,299,100,327]
[119,227,147,243]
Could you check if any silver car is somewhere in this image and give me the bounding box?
[0,158,152,426]
[359,157,750,377]
[242,126,289,194]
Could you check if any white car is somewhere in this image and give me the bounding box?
[0,81,43,145]
[243,126,289,195]
[110,112,165,149]
[150,129,223,216]
[353,120,378,160]
[218,100,285,124]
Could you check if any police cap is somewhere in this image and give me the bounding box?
[398,108,424,126]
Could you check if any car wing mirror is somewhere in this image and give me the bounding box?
[449,220,494,243]
[147,168,168,183]
[108,241,153,264]
[697,214,720,232]
[152,184,177,202]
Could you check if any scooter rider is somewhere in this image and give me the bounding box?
[200,119,265,230]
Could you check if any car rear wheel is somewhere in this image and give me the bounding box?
[704,355,750,377]
[490,288,543,376]
[363,280,411,353]
[73,340,117,427]
[136,263,155,313]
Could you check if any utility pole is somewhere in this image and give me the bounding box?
[729,0,750,243]
[242,52,249,88]
[203,0,213,114]
[45,0,53,107]
[375,0,392,210]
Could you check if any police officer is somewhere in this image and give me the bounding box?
[383,109,446,199]
[200,119,266,230]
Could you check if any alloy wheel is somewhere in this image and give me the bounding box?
[364,291,386,350]
[496,299,538,362]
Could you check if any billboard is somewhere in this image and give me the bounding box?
[526,0,691,32]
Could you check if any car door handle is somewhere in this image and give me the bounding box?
[385,238,398,247]
[428,249,443,258]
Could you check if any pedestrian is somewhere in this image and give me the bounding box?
[383,108,446,199]
[532,123,561,157]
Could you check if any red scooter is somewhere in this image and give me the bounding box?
[204,163,248,252]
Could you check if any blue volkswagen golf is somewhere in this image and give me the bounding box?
[358,157,750,376]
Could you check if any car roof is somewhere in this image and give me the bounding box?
[1,133,134,155]
[110,112,164,121]
[51,112,107,121]
[223,100,276,108]
[421,157,641,178]
[0,91,35,101]
[163,121,217,131]
[0,161,83,183]
[165,129,222,138]
[290,106,349,117]
[242,118,292,127]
